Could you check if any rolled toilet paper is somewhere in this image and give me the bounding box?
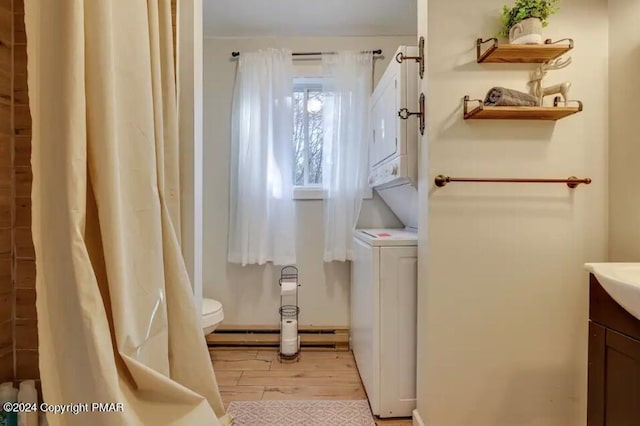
[280,279,298,296]
[281,319,298,355]
[281,319,298,341]
[281,337,298,355]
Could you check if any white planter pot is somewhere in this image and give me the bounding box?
[509,17,544,45]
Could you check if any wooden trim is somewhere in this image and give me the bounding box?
[587,321,605,426]
[412,410,426,426]
[206,325,349,351]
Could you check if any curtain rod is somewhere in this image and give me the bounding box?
[231,49,382,58]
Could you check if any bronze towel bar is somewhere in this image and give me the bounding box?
[231,49,382,58]
[434,175,592,189]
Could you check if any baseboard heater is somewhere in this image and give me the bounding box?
[205,325,349,351]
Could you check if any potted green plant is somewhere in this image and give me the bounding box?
[500,0,561,45]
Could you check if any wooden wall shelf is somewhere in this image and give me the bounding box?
[477,38,574,63]
[464,96,583,121]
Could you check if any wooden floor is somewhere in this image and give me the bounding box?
[210,348,412,426]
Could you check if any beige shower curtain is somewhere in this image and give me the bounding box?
[25,1,230,425]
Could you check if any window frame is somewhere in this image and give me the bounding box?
[291,76,372,201]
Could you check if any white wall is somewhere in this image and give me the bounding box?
[203,36,413,326]
[609,0,640,261]
[416,0,608,425]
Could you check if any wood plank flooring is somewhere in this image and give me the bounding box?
[210,348,412,426]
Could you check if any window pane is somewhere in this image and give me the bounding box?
[293,91,305,186]
[307,90,323,185]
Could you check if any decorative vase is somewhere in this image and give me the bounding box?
[509,17,544,45]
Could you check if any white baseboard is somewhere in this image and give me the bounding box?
[412,409,425,426]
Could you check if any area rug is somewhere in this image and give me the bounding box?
[226,400,376,426]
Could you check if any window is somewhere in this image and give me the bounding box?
[293,79,324,190]
[290,78,371,201]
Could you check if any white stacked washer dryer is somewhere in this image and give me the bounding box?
[351,45,420,418]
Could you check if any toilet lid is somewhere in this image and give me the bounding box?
[202,298,222,316]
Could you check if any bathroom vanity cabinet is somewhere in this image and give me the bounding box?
[588,274,640,425]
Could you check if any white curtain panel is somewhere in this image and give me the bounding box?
[25,1,230,425]
[322,52,372,262]
[229,49,297,266]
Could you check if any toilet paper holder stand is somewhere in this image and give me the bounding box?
[279,265,300,362]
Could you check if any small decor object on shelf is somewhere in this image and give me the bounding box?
[484,87,539,107]
[528,56,572,106]
[500,0,561,45]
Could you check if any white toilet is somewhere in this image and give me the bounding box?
[202,298,224,335]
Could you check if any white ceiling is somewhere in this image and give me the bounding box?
[203,0,417,38]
